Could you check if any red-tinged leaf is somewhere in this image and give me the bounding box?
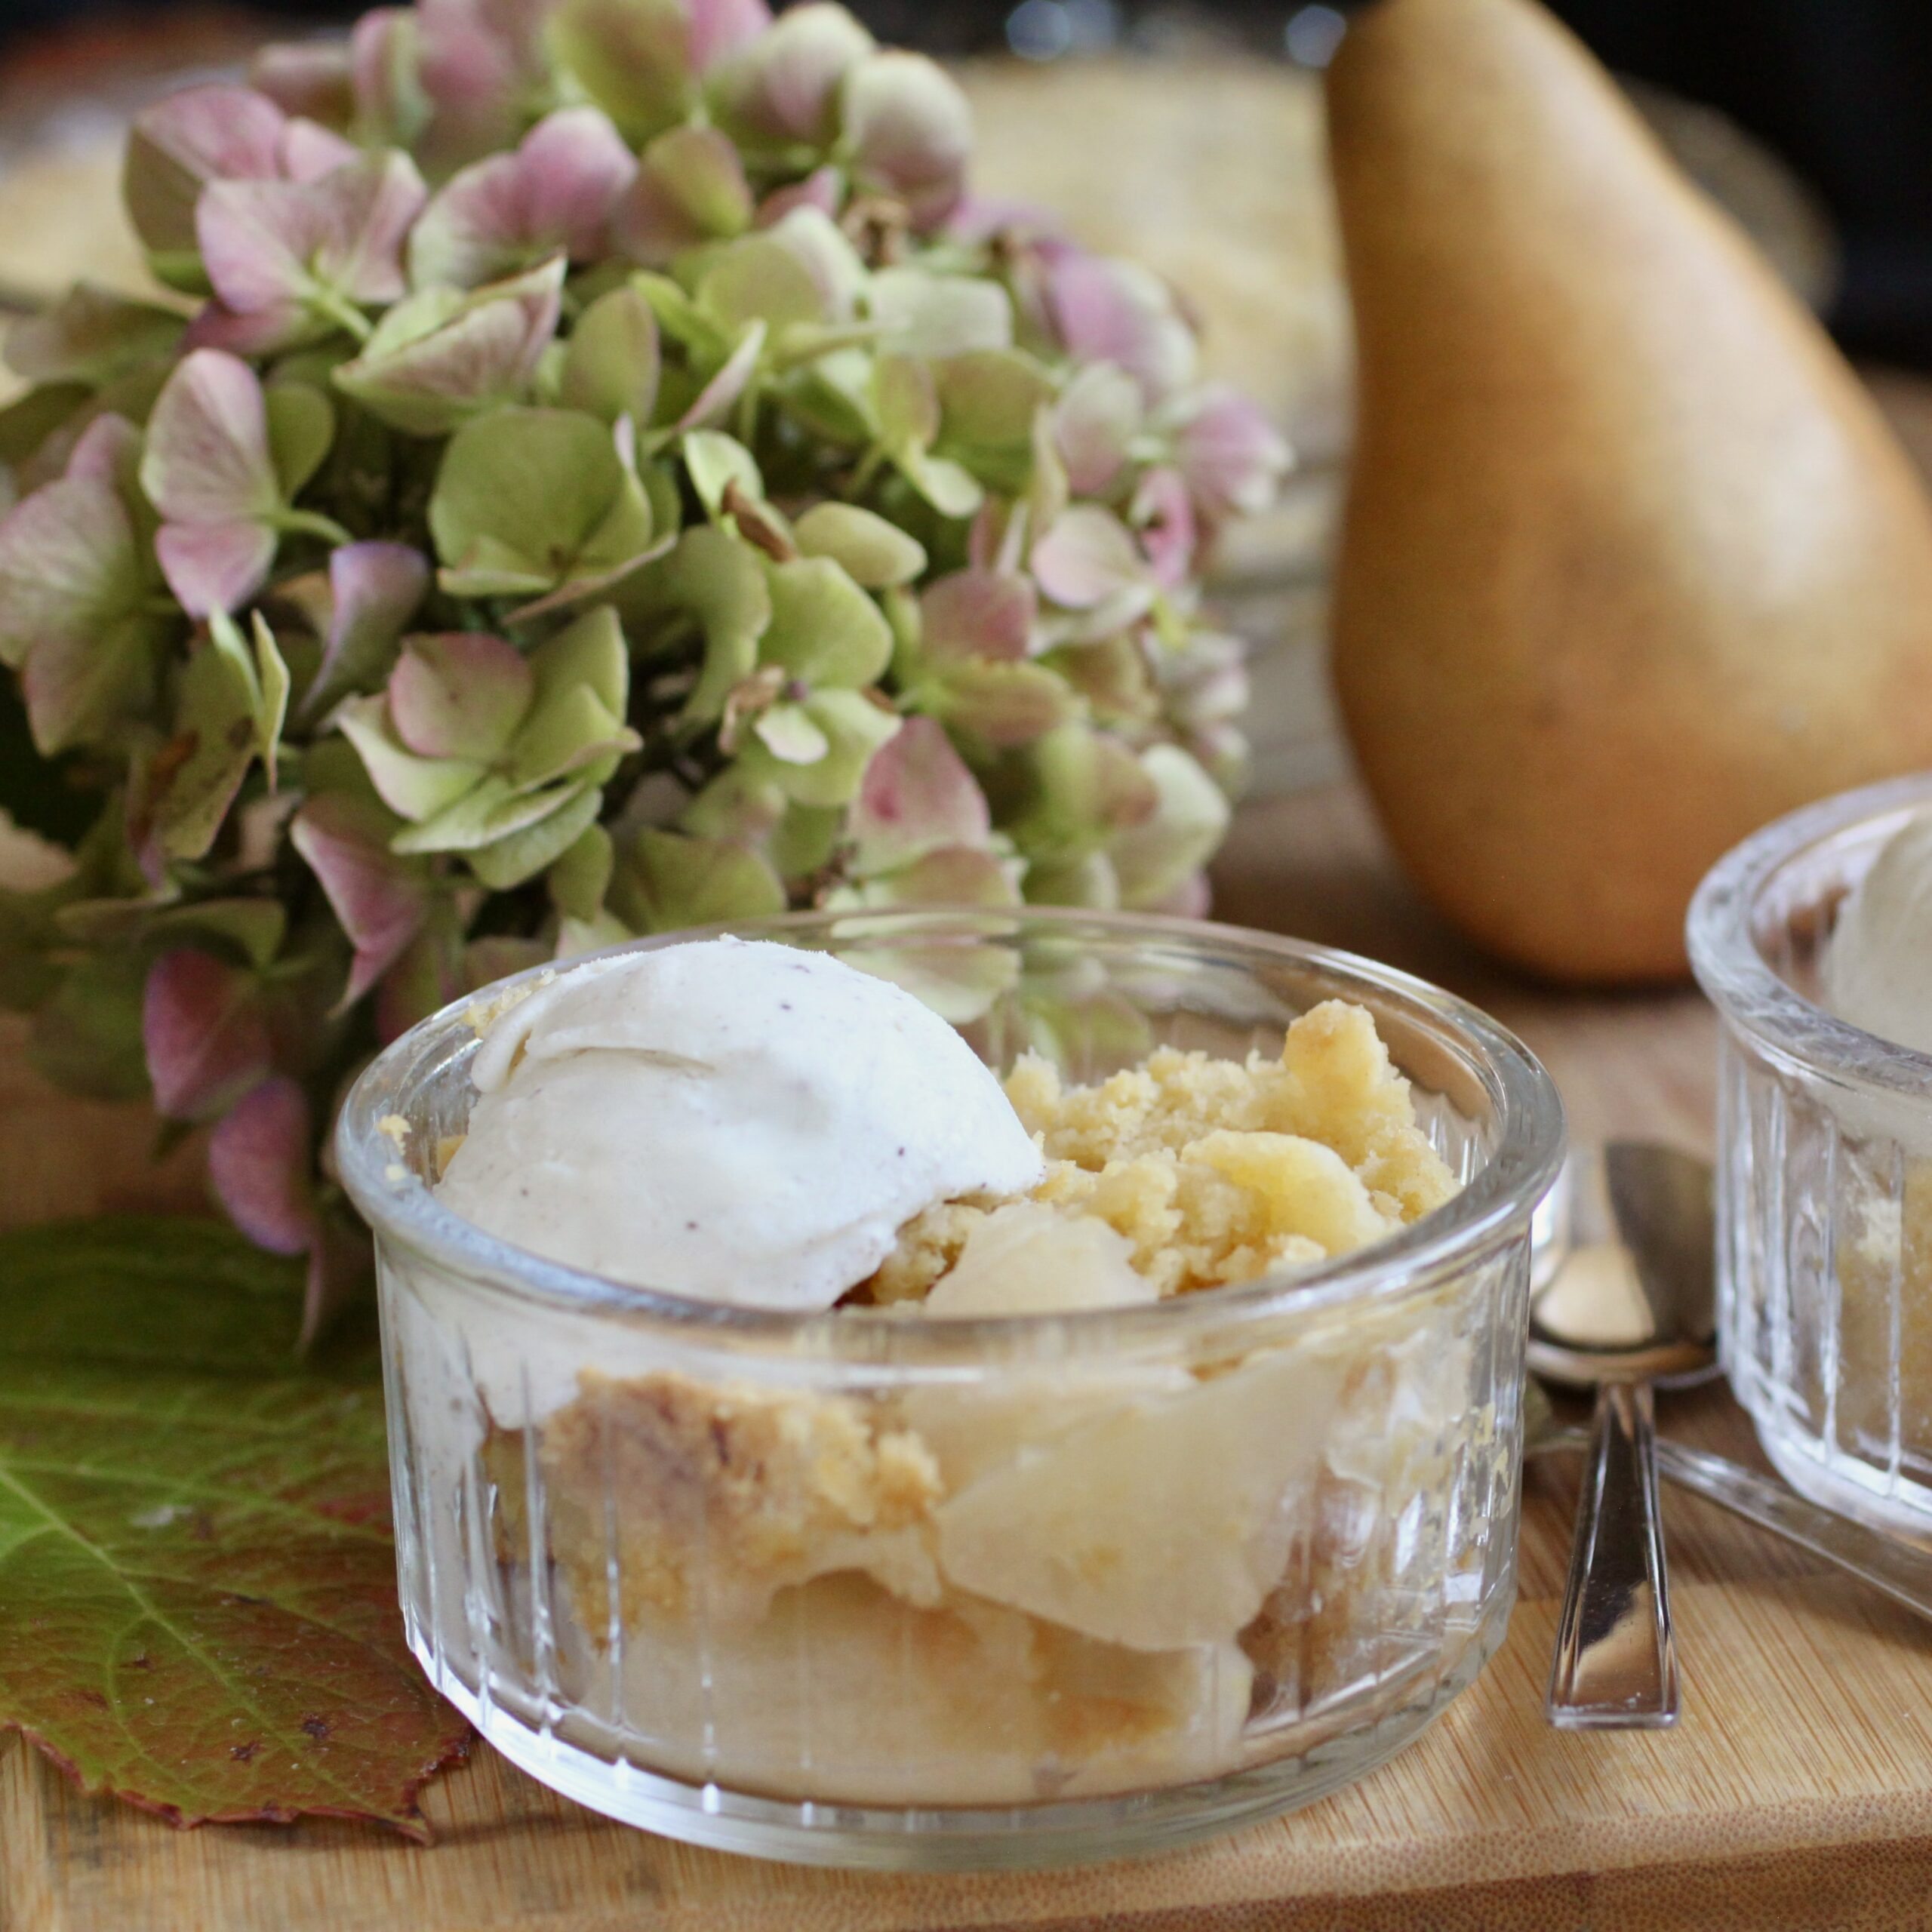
[0,1215,468,1835]
[289,794,431,1010]
[142,948,272,1122]
[208,1075,318,1255]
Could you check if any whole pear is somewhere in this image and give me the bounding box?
[1327,0,1932,983]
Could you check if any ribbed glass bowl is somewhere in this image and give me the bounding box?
[337,909,1563,1869]
[1689,774,1932,1544]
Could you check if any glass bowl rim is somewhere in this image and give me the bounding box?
[1687,770,1932,1094]
[335,906,1564,1359]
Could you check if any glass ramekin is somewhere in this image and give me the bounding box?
[337,909,1563,1869]
[1690,773,1932,1544]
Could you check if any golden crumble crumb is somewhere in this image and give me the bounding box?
[858,1197,992,1304]
[897,1000,1457,1303]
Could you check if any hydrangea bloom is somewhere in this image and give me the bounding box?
[0,0,1289,1334]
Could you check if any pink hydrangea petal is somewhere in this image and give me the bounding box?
[250,38,355,124]
[155,520,278,618]
[1047,253,1197,406]
[208,1075,318,1255]
[135,83,288,183]
[1054,359,1140,497]
[1131,466,1196,590]
[279,116,361,183]
[308,540,431,707]
[1176,383,1291,520]
[1030,505,1147,611]
[316,149,429,305]
[289,793,431,1008]
[63,413,143,489]
[690,0,772,72]
[143,349,278,526]
[849,715,989,875]
[516,106,638,258]
[196,177,335,317]
[143,946,273,1121]
[754,165,841,228]
[716,5,871,147]
[414,107,634,287]
[920,568,1036,661]
[408,152,525,288]
[183,299,313,357]
[841,51,971,226]
[387,630,533,758]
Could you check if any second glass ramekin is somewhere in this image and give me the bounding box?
[338,909,1563,1868]
[1690,773,1932,1543]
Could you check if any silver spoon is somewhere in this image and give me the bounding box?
[1525,1384,1932,1625]
[1532,1143,1713,1728]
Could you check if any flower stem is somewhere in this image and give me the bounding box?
[274,508,354,546]
[308,286,373,344]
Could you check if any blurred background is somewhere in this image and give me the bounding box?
[0,0,1927,361]
[0,0,1925,795]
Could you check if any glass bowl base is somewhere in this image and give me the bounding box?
[1745,1408,1932,1554]
[412,1598,1511,1870]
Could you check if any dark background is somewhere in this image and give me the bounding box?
[2,0,1927,367]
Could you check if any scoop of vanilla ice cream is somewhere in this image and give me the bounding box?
[436,937,1043,1309]
[1823,811,1932,1058]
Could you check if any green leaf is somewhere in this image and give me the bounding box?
[250,612,291,786]
[0,1217,467,1833]
[466,778,603,890]
[559,282,661,426]
[263,383,336,501]
[682,428,762,519]
[428,406,655,598]
[635,525,769,726]
[391,774,583,855]
[140,639,259,867]
[546,819,614,920]
[547,0,697,143]
[759,555,892,688]
[334,694,488,823]
[698,233,826,334]
[611,826,784,933]
[4,285,183,388]
[741,688,900,808]
[791,502,925,587]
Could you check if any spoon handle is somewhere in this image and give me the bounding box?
[1654,1440,1932,1622]
[1547,1381,1681,1728]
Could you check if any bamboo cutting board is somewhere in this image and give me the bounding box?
[10,779,1932,1932]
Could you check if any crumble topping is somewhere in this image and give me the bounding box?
[861,999,1457,1303]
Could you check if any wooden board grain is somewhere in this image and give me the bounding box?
[10,778,1932,1932]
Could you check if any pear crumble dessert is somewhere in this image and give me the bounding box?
[415,939,1487,1806]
